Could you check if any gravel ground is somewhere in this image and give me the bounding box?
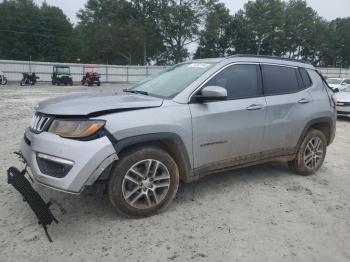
[0,83,350,262]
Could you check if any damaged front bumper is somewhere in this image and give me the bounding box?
[20,128,118,193]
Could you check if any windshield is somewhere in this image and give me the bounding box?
[56,67,70,75]
[327,78,342,85]
[128,62,215,98]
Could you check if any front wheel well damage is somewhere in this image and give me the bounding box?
[99,134,192,183]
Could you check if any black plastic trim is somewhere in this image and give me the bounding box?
[113,132,192,178]
[24,134,31,146]
[297,117,335,147]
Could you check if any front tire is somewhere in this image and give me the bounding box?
[108,146,179,218]
[288,129,327,176]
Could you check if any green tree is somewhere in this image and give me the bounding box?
[194,2,232,58]
[283,0,320,59]
[156,0,208,63]
[330,18,350,67]
[77,0,165,65]
[0,0,74,62]
[244,0,285,55]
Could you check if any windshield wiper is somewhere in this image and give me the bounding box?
[123,89,148,96]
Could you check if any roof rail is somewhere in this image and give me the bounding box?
[226,54,311,64]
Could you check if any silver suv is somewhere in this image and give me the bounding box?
[20,55,336,217]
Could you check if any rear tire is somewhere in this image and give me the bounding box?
[288,129,327,176]
[108,146,179,218]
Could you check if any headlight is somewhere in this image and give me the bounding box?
[48,119,105,138]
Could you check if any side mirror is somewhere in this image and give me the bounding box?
[192,86,227,102]
[333,87,340,93]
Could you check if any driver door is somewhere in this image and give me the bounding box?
[189,64,267,172]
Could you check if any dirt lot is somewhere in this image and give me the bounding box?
[0,83,350,262]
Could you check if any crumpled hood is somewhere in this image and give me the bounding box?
[36,91,164,116]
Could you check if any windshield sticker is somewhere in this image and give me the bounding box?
[187,63,211,68]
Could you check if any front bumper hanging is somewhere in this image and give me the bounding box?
[7,166,58,242]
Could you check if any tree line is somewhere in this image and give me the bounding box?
[0,0,349,67]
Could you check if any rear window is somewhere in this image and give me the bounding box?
[299,68,312,88]
[262,65,300,95]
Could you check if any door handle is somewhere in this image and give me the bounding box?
[298,98,310,104]
[246,104,264,111]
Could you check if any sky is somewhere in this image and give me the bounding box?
[34,0,350,24]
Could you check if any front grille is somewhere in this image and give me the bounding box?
[30,114,51,133]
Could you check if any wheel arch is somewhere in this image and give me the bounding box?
[297,117,334,148]
[111,133,193,182]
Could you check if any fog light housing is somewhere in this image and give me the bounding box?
[36,153,74,178]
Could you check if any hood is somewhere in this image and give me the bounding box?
[335,91,350,103]
[36,91,164,116]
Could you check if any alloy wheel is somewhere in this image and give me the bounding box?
[122,159,171,209]
[304,137,324,169]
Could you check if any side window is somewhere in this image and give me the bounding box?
[343,79,350,84]
[204,64,261,100]
[299,68,312,88]
[262,65,301,95]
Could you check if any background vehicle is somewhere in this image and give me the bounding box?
[52,65,73,86]
[20,73,39,86]
[81,65,101,86]
[334,86,350,116]
[17,55,336,218]
[326,78,350,91]
[0,70,7,85]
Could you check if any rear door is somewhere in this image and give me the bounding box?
[189,63,267,170]
[261,64,313,155]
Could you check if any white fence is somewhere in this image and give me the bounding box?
[317,67,350,79]
[0,60,169,83]
[0,59,349,83]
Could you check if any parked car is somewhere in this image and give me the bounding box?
[12,55,336,218]
[0,70,7,85]
[52,65,73,86]
[326,78,350,91]
[81,65,101,86]
[20,72,39,86]
[334,86,350,116]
